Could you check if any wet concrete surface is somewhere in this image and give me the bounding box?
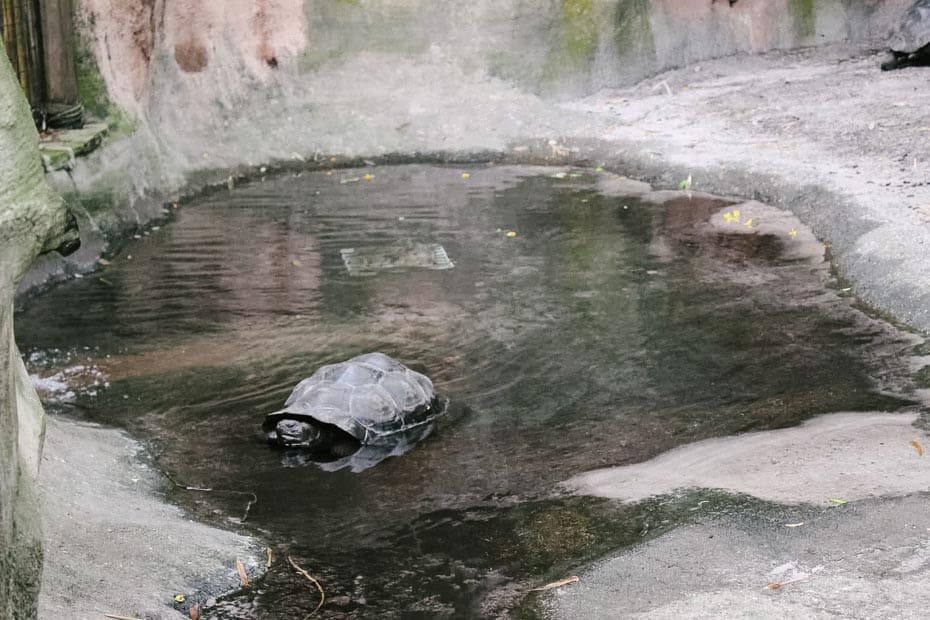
[526,51,930,619]
[543,492,930,620]
[567,412,930,507]
[18,39,930,620]
[39,416,263,620]
[18,164,927,618]
[561,46,930,333]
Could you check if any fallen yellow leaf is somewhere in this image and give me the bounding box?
[788,228,798,237]
[723,209,742,223]
[506,231,517,238]
[911,440,923,456]
[744,218,754,228]
[462,172,471,178]
[174,594,186,603]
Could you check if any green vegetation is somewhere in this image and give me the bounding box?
[73,22,133,137]
[789,0,816,39]
[614,0,654,58]
[562,0,600,64]
[298,0,428,73]
[914,365,930,389]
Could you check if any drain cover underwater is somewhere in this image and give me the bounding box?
[340,242,454,276]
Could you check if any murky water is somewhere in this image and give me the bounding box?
[16,165,916,617]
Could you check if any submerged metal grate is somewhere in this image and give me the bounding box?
[340,243,454,276]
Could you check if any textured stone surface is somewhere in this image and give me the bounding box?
[0,42,76,620]
[38,122,109,171]
[38,417,262,620]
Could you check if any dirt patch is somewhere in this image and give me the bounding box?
[174,37,209,72]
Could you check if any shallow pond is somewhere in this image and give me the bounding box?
[16,165,917,617]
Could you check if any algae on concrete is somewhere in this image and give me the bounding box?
[73,13,133,138]
[299,0,430,73]
[538,0,614,94]
[613,0,656,70]
[790,0,817,39]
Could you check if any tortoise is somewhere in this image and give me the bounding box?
[263,352,443,463]
[882,0,930,71]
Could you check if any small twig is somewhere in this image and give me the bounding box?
[104,615,144,620]
[288,555,326,616]
[266,547,274,568]
[161,469,258,522]
[529,576,580,592]
[766,576,807,589]
[236,558,250,587]
[651,80,673,96]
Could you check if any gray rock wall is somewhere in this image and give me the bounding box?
[0,41,78,619]
[21,0,910,292]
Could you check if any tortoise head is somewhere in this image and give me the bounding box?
[269,418,323,448]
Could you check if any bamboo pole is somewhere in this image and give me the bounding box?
[1,0,45,104]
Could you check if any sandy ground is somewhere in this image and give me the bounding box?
[38,416,263,620]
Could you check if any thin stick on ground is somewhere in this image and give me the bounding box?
[765,576,808,589]
[104,615,144,620]
[288,555,325,616]
[160,468,258,522]
[236,558,250,587]
[529,575,580,592]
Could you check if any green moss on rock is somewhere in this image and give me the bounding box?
[914,365,930,389]
[562,0,600,63]
[73,17,133,137]
[789,0,816,39]
[614,0,655,60]
[299,0,429,73]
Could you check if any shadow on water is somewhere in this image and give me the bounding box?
[16,165,918,617]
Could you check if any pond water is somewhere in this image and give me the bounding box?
[16,165,917,617]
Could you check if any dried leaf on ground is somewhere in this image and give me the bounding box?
[911,440,923,456]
